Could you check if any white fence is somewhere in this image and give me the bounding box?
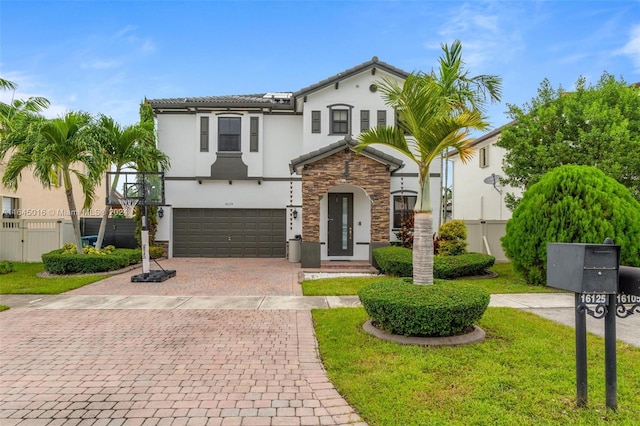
[0,219,74,262]
[464,220,508,262]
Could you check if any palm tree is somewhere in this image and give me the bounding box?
[94,115,170,249]
[0,77,50,134]
[1,111,106,254]
[356,41,501,285]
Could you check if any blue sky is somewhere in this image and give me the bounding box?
[2,0,639,131]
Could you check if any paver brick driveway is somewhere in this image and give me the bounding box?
[0,259,366,425]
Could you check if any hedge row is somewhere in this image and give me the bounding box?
[42,248,142,274]
[373,246,495,279]
[358,279,490,336]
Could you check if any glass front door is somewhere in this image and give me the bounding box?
[327,193,353,256]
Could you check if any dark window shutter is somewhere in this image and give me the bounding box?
[311,111,321,133]
[360,110,370,132]
[377,110,386,127]
[250,117,259,152]
[200,116,209,152]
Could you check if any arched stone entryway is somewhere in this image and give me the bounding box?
[290,138,403,267]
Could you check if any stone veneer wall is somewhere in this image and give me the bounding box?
[301,149,391,243]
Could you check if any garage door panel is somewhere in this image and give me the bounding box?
[173,208,285,257]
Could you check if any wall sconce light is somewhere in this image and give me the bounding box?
[198,179,202,184]
[158,207,164,218]
[292,209,298,219]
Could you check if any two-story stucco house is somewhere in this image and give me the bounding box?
[148,57,442,267]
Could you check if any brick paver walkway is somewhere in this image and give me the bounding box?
[0,259,366,425]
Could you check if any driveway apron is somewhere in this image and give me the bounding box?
[0,258,366,426]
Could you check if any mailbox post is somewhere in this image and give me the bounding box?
[547,242,620,410]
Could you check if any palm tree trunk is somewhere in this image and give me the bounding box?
[96,172,119,250]
[413,211,434,285]
[63,170,84,254]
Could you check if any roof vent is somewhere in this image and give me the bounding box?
[372,56,378,63]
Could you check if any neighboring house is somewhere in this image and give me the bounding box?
[0,166,107,220]
[0,163,110,261]
[149,57,442,267]
[449,121,520,261]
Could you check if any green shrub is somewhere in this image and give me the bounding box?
[434,253,496,279]
[438,240,467,256]
[438,219,467,240]
[372,246,495,279]
[150,245,164,259]
[358,279,490,336]
[0,261,14,275]
[436,219,468,255]
[42,248,142,274]
[373,246,413,277]
[502,165,640,285]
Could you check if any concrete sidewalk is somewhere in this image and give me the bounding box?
[2,292,638,347]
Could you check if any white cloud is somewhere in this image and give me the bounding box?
[616,25,640,71]
[430,1,525,69]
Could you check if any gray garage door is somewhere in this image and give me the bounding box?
[173,208,286,257]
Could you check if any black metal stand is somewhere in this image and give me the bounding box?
[575,294,588,407]
[574,293,618,411]
[604,294,617,411]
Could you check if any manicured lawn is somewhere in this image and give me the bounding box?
[0,305,8,312]
[301,262,562,296]
[312,307,640,425]
[0,262,107,294]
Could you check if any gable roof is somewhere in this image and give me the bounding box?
[289,136,404,174]
[293,56,410,99]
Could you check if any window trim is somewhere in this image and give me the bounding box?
[393,195,417,229]
[479,146,489,168]
[360,110,370,132]
[327,104,353,135]
[311,110,321,134]
[249,116,259,152]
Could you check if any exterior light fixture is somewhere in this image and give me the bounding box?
[292,209,298,219]
[158,207,164,218]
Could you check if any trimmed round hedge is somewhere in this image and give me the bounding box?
[358,279,490,337]
[373,246,495,279]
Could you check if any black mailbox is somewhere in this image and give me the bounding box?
[547,243,620,294]
[618,266,640,298]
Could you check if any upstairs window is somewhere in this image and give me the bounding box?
[327,104,352,135]
[218,117,241,152]
[377,110,387,127]
[331,109,349,134]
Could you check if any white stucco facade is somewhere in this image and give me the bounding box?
[150,57,441,263]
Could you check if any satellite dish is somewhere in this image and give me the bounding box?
[483,173,502,185]
[483,173,503,194]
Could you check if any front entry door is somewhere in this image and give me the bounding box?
[327,193,353,256]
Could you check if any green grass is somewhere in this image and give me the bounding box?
[312,307,640,426]
[0,305,9,311]
[0,262,107,294]
[301,263,562,296]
